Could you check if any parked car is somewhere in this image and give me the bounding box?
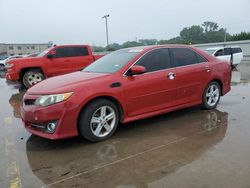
[5,45,104,88]
[21,45,231,142]
[205,46,243,68]
[0,55,24,70]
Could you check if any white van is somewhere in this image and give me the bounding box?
[205,46,243,67]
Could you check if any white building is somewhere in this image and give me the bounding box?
[0,42,53,57]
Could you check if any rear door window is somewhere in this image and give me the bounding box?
[224,48,231,55]
[170,48,204,67]
[70,47,89,57]
[196,53,208,63]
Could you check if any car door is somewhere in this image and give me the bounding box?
[123,48,177,117]
[70,46,94,71]
[231,47,243,65]
[170,48,210,106]
[48,47,73,76]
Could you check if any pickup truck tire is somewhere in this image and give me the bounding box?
[23,69,45,88]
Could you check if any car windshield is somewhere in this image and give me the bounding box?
[37,47,53,57]
[83,49,142,73]
[204,49,217,55]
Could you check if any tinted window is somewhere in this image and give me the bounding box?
[83,49,140,73]
[196,54,207,63]
[71,47,89,57]
[56,47,69,58]
[232,47,242,54]
[171,48,198,66]
[224,48,231,55]
[56,47,89,58]
[214,49,224,56]
[136,48,171,72]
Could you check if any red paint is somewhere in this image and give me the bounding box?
[21,45,231,139]
[5,45,103,81]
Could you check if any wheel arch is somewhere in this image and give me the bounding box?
[20,67,45,80]
[210,78,223,96]
[204,78,224,96]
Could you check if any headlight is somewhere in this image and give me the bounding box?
[5,63,14,68]
[35,92,73,107]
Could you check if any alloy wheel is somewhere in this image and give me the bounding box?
[206,84,220,107]
[90,106,116,138]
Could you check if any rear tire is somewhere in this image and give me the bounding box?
[202,81,221,109]
[78,99,119,142]
[22,69,45,88]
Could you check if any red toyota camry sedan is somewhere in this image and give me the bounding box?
[21,45,231,142]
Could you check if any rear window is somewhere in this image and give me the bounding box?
[232,47,242,54]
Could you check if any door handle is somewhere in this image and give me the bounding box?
[205,65,211,72]
[168,72,176,80]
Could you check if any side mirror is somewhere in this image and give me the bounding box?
[47,54,54,59]
[128,65,146,76]
[47,50,56,59]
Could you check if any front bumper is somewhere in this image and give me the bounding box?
[6,70,19,81]
[21,94,80,139]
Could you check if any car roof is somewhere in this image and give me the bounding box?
[206,47,224,50]
[206,46,241,50]
[123,44,194,51]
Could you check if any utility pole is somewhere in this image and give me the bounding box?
[224,28,227,42]
[102,14,110,47]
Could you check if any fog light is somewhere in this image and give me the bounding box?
[46,121,57,133]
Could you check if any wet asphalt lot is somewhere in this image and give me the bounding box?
[1,63,250,188]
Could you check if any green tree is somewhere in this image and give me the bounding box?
[179,25,204,44]
[138,39,157,45]
[231,32,250,41]
[92,46,105,52]
[202,21,219,32]
[121,41,142,48]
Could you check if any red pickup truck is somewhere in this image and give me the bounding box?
[6,45,104,88]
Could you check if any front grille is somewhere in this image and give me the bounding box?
[24,99,36,105]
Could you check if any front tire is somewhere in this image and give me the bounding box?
[22,69,45,88]
[202,81,221,109]
[78,99,119,142]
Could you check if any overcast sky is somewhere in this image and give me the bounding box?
[0,0,250,46]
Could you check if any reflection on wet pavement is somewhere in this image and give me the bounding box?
[26,109,227,188]
[1,63,250,188]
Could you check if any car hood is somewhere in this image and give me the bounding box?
[27,71,109,95]
[7,57,39,64]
